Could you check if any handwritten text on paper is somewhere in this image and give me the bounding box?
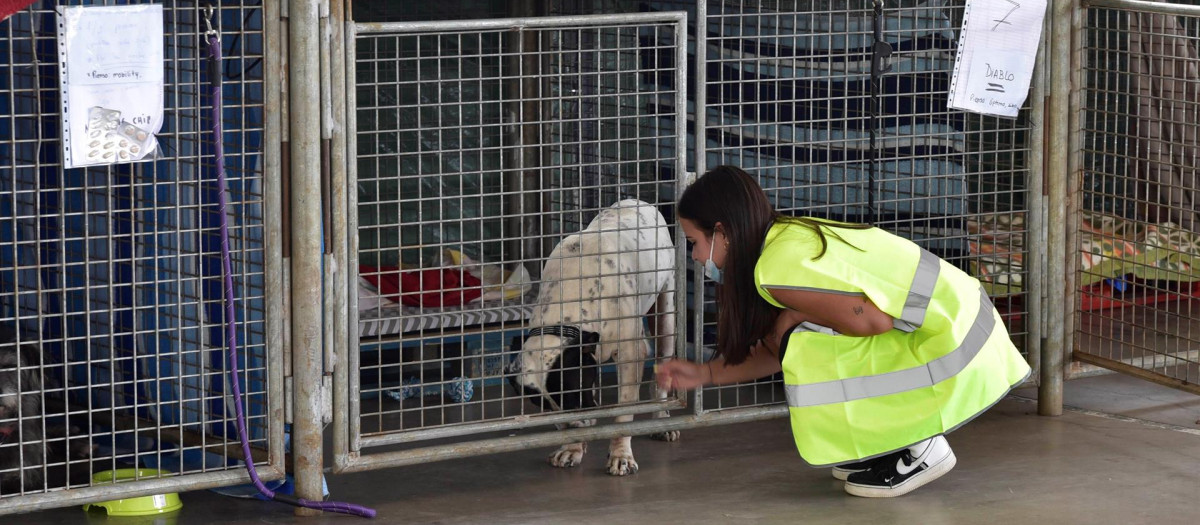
[948,0,1048,118]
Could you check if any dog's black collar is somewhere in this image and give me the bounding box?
[526,325,580,341]
[523,325,600,346]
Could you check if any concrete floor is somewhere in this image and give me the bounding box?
[13,373,1200,525]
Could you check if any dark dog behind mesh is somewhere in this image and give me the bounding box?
[0,325,94,496]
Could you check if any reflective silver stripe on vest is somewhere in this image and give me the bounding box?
[892,248,941,333]
[784,288,996,408]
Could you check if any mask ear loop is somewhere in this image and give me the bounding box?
[707,229,729,267]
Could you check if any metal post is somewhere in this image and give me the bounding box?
[344,15,363,461]
[289,0,326,514]
[1040,0,1071,417]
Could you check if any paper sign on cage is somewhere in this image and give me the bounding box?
[947,0,1048,118]
[57,4,164,168]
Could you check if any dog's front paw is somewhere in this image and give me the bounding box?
[606,452,639,476]
[548,443,586,468]
[650,430,680,442]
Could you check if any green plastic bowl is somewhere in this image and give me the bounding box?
[82,469,183,516]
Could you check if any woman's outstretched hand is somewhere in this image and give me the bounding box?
[655,359,711,392]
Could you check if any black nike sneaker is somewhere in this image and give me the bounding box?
[831,452,903,481]
[844,436,957,497]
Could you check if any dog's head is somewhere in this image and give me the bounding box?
[506,329,600,411]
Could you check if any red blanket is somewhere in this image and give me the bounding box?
[359,266,483,307]
[0,0,37,23]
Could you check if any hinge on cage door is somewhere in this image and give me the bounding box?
[282,140,292,258]
[285,376,293,423]
[505,110,519,135]
[321,138,332,255]
[321,374,333,424]
[283,375,334,424]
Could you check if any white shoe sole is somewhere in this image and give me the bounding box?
[843,450,957,498]
[831,468,858,481]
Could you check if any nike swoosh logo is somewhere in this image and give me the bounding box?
[895,457,921,476]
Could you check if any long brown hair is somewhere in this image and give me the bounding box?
[678,165,871,365]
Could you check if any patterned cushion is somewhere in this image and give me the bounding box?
[967,211,1200,295]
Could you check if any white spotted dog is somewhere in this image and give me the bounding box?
[508,199,677,476]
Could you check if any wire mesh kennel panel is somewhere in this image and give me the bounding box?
[686,0,1037,412]
[0,0,281,513]
[344,12,687,456]
[1073,0,1200,393]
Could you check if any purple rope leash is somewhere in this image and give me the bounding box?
[207,26,375,519]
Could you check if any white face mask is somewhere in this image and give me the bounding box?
[704,233,723,284]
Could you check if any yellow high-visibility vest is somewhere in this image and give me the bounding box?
[755,220,1031,466]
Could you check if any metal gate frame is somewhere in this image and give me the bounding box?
[326,10,797,475]
[0,0,286,515]
[692,1,1046,416]
[1064,0,1200,393]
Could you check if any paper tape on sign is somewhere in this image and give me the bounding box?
[947,0,1048,118]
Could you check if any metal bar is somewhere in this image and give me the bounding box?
[320,0,336,427]
[335,405,788,474]
[1040,0,1071,417]
[692,0,708,418]
[1073,352,1200,395]
[344,16,363,460]
[280,8,294,407]
[0,466,286,516]
[673,13,689,408]
[1064,0,1085,383]
[288,0,325,514]
[1070,349,1200,379]
[354,12,689,35]
[40,398,274,464]
[359,400,683,448]
[265,0,289,477]
[1084,0,1200,15]
[330,0,350,462]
